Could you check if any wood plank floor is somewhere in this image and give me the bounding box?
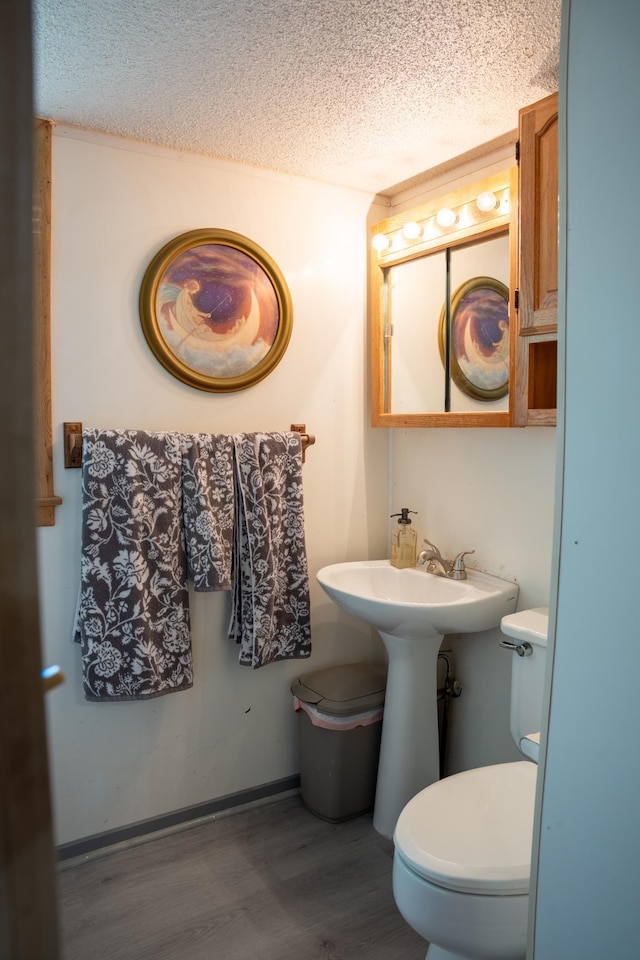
[57,794,425,959]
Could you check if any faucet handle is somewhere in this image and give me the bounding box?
[451,550,475,579]
[452,549,475,569]
[421,538,442,558]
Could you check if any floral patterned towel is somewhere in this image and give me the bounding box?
[229,432,312,668]
[74,429,193,701]
[181,433,234,591]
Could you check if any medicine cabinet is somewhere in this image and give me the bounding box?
[370,169,517,427]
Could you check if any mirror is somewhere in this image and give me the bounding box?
[370,169,517,427]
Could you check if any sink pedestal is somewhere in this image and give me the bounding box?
[315,560,519,840]
[373,630,442,839]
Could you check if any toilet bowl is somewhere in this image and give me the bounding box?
[392,608,548,960]
[393,761,536,960]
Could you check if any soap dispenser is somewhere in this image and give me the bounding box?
[390,509,417,569]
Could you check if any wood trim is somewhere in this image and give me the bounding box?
[508,166,519,426]
[33,118,61,526]
[512,322,530,427]
[373,411,511,429]
[369,227,386,426]
[518,320,557,338]
[0,0,60,954]
[526,409,557,427]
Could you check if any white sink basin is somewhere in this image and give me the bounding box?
[317,558,519,838]
[317,559,518,639]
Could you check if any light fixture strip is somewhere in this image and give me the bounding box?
[371,172,512,260]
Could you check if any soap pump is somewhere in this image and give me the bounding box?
[390,508,417,569]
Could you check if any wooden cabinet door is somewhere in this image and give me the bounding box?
[518,92,559,335]
[513,92,559,426]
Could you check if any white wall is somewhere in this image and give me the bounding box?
[533,1,640,955]
[38,128,389,845]
[390,427,556,773]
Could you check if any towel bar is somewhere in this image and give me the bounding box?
[64,422,316,467]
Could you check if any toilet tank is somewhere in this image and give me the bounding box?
[500,607,549,754]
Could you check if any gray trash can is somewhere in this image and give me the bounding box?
[291,662,387,822]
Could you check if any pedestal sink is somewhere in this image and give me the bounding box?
[316,560,519,838]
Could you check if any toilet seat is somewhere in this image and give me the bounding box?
[394,761,537,896]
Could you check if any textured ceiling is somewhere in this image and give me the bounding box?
[33,0,561,194]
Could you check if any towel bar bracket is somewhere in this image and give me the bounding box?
[64,421,83,469]
[290,423,316,463]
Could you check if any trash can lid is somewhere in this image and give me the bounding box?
[291,662,387,717]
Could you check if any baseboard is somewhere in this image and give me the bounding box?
[56,775,301,865]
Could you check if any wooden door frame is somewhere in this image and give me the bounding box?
[0,0,60,955]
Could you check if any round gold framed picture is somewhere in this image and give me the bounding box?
[139,229,293,392]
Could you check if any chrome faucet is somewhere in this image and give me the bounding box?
[417,539,475,581]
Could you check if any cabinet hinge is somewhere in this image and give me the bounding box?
[514,288,520,310]
[515,139,520,164]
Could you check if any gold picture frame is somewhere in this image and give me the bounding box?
[139,229,293,392]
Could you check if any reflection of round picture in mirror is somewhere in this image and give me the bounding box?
[438,276,509,401]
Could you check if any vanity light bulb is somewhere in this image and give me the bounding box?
[372,232,390,252]
[476,191,498,213]
[402,220,422,240]
[436,208,457,228]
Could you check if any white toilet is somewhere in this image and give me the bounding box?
[392,607,548,960]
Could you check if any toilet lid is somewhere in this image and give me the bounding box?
[394,761,537,895]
